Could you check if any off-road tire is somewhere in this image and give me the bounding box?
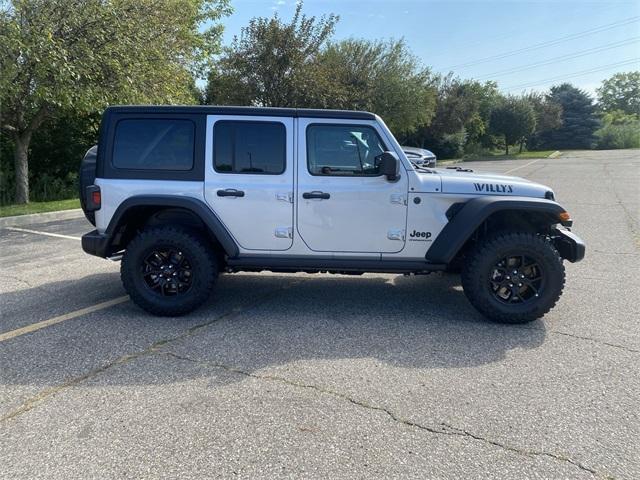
[121,226,217,316]
[461,232,565,323]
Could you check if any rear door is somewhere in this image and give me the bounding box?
[204,115,294,251]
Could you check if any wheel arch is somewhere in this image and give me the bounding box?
[105,195,239,258]
[426,196,569,265]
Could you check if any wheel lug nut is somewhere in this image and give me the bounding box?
[518,283,522,287]
[509,283,513,287]
[506,276,510,280]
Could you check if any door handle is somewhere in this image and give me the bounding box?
[217,189,245,198]
[302,191,330,200]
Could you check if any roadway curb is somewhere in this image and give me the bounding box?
[548,151,562,158]
[0,208,84,228]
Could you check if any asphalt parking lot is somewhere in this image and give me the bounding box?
[1,149,638,479]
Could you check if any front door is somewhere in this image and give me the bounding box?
[204,115,294,251]
[296,119,408,253]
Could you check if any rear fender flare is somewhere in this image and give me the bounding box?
[107,195,239,257]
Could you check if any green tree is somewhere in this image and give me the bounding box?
[536,84,600,150]
[489,96,536,155]
[594,109,640,150]
[524,91,563,151]
[0,0,230,204]
[597,71,640,115]
[206,2,338,107]
[313,39,437,136]
[406,76,499,158]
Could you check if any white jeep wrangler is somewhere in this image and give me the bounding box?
[80,106,585,323]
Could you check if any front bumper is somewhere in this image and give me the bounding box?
[81,230,112,258]
[552,228,586,263]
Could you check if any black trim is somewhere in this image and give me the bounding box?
[552,228,586,263]
[426,196,567,264]
[103,195,239,258]
[217,189,245,197]
[103,105,376,120]
[82,230,111,258]
[226,256,446,274]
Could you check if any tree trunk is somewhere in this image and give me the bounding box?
[505,143,509,155]
[13,133,31,205]
[519,139,525,153]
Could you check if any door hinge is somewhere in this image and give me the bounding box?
[390,193,407,205]
[276,191,293,203]
[387,229,405,241]
[274,227,293,239]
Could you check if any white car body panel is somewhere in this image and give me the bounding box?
[94,178,204,234]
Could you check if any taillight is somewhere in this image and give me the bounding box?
[85,185,101,211]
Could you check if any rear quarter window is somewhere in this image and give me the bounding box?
[113,119,195,171]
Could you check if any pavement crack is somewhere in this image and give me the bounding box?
[162,352,611,479]
[513,325,639,354]
[0,279,305,424]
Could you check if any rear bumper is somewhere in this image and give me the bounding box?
[81,230,112,258]
[552,228,586,263]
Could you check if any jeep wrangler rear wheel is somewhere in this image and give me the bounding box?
[121,226,217,316]
[461,232,565,323]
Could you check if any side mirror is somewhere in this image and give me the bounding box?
[378,151,400,181]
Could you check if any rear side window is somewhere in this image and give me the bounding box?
[113,119,195,170]
[214,121,286,174]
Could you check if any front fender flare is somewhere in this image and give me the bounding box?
[425,196,567,264]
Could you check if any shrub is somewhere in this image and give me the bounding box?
[595,122,640,149]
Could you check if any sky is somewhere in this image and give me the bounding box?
[215,0,640,97]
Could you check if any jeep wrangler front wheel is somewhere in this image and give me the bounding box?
[121,226,217,316]
[461,232,565,323]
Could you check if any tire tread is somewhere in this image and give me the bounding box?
[461,232,565,323]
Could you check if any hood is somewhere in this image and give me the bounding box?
[419,167,554,199]
[403,146,435,157]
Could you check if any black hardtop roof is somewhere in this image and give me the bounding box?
[104,105,377,120]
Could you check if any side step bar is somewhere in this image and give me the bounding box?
[225,256,446,274]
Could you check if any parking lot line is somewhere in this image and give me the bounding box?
[0,296,129,343]
[5,226,82,241]
[503,158,543,175]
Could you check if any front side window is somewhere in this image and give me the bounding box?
[113,119,195,170]
[306,124,387,176]
[214,121,286,174]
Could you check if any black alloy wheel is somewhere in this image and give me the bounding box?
[489,255,544,304]
[142,248,193,297]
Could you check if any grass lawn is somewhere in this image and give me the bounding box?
[0,198,80,218]
[463,150,558,162]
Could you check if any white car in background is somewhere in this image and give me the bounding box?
[402,146,437,168]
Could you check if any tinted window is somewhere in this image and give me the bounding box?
[214,121,286,174]
[306,125,387,176]
[113,119,195,170]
